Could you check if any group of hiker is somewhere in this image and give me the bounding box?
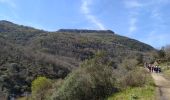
[144,62,161,73]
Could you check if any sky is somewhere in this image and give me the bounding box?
[0,0,170,48]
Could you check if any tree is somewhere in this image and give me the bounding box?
[51,51,117,100]
[137,54,144,64]
[158,47,166,58]
[31,77,52,100]
[165,45,170,61]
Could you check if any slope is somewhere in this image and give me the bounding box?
[0,20,156,97]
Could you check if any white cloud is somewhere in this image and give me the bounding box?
[0,0,16,8]
[156,0,170,4]
[124,0,166,36]
[143,31,170,48]
[149,0,169,23]
[150,9,164,26]
[124,0,143,8]
[129,17,137,34]
[81,0,106,30]
[151,9,160,18]
[123,0,141,35]
[123,0,169,47]
[81,0,91,14]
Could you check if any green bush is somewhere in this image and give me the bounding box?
[119,69,149,88]
[120,58,138,71]
[51,52,117,100]
[31,76,52,100]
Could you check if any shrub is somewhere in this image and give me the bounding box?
[158,47,166,58]
[120,58,138,71]
[31,76,52,100]
[119,69,149,88]
[51,52,117,100]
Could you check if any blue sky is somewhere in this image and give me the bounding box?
[0,0,170,48]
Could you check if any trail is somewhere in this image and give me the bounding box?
[151,73,170,100]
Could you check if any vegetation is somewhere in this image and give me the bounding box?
[159,62,170,80]
[31,77,52,100]
[51,52,117,100]
[108,68,156,100]
[158,47,166,59]
[26,51,156,100]
[108,86,155,100]
[0,20,156,99]
[155,45,170,79]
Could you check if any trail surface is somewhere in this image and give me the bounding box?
[151,73,170,100]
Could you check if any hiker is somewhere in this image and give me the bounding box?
[151,65,154,72]
[153,65,156,73]
[158,67,161,73]
[148,64,151,72]
[144,62,148,68]
[154,66,157,73]
[152,65,155,73]
[157,66,159,73]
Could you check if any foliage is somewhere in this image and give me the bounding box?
[120,58,138,71]
[143,51,159,63]
[107,69,155,100]
[165,45,170,61]
[31,77,52,100]
[119,69,152,88]
[51,52,117,100]
[158,47,166,58]
[0,20,156,97]
[107,86,155,100]
[159,62,170,80]
[136,54,144,64]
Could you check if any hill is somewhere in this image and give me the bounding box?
[0,20,155,98]
[57,29,114,34]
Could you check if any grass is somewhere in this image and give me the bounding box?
[107,86,155,100]
[107,68,156,100]
[17,97,28,100]
[159,62,170,79]
[164,70,170,77]
[159,62,170,71]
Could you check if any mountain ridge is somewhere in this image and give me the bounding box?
[57,29,115,34]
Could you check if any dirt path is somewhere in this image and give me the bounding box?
[151,73,170,100]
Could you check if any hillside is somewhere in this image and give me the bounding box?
[0,20,156,98]
[0,20,44,45]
